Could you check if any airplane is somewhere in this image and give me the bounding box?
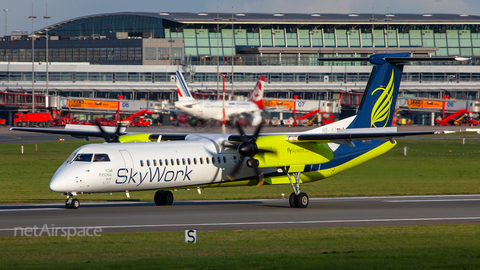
[174,71,264,126]
[10,52,466,210]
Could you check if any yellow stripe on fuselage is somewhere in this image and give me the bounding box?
[169,141,396,190]
[264,140,397,185]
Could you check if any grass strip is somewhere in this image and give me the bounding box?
[1,224,479,269]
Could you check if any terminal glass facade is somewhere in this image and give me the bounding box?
[4,14,480,63]
[46,14,164,38]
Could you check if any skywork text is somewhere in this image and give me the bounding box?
[116,166,193,186]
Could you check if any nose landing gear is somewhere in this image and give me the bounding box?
[65,193,80,209]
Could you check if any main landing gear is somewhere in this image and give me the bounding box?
[154,190,174,206]
[65,193,80,209]
[286,172,309,208]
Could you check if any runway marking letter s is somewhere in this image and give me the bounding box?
[185,229,197,243]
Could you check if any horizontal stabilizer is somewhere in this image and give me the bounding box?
[285,130,453,142]
[318,56,470,63]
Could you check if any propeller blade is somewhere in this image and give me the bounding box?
[227,155,245,180]
[252,121,263,139]
[251,159,265,186]
[113,124,123,143]
[96,122,112,142]
[236,121,248,142]
[230,121,265,185]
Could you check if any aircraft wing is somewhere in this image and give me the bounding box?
[228,127,453,143]
[9,126,189,141]
[284,130,451,144]
[9,126,124,138]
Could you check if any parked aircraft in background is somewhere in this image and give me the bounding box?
[10,53,465,209]
[174,71,264,126]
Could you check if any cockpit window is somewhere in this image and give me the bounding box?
[65,151,79,164]
[93,154,110,162]
[74,153,93,162]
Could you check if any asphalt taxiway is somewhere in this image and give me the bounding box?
[0,195,479,236]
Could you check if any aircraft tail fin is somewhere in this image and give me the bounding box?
[248,76,266,109]
[317,53,469,129]
[176,71,195,101]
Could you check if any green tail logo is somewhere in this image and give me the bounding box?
[370,70,395,128]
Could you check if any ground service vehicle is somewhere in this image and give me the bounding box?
[119,110,153,127]
[13,112,53,127]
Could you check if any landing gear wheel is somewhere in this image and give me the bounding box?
[295,192,309,208]
[289,193,297,208]
[71,198,80,209]
[162,191,174,205]
[65,197,80,209]
[154,190,164,206]
[154,190,174,206]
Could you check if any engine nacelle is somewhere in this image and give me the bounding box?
[253,135,333,168]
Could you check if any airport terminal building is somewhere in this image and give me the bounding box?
[2,12,480,124]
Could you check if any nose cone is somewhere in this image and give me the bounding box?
[49,171,68,192]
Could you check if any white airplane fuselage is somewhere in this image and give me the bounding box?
[174,100,262,125]
[49,134,274,194]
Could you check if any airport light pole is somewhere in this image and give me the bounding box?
[3,9,8,37]
[230,7,235,100]
[44,4,50,96]
[215,7,220,100]
[29,5,37,113]
[217,73,231,134]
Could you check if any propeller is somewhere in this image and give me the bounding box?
[227,121,268,186]
[96,122,122,143]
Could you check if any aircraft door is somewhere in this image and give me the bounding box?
[119,150,134,173]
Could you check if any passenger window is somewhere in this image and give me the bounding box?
[153,160,157,166]
[212,157,215,164]
[222,157,226,163]
[74,153,93,162]
[165,159,168,166]
[182,158,185,165]
[140,160,144,167]
[159,159,163,166]
[206,157,209,164]
[176,159,180,165]
[233,156,237,163]
[147,160,150,167]
[200,158,203,164]
[193,158,196,165]
[93,153,110,162]
[171,159,174,166]
[187,158,191,165]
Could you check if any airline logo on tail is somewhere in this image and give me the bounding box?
[249,76,265,109]
[176,71,193,99]
[370,70,395,128]
[346,52,407,129]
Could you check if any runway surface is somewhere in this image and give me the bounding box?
[1,195,479,236]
